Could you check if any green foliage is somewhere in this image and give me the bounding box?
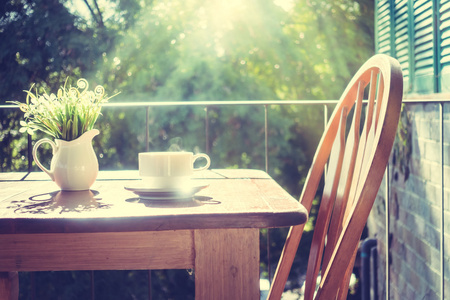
[0,110,29,171]
[0,0,112,101]
[1,0,374,296]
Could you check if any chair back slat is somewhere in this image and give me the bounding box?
[318,70,379,300]
[343,70,381,223]
[374,74,385,131]
[267,54,403,300]
[321,81,363,271]
[330,74,380,300]
[303,108,347,300]
[361,70,377,139]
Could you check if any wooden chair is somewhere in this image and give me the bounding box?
[267,54,403,300]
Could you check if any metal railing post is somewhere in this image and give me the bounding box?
[146,107,150,152]
[324,104,329,176]
[264,104,269,174]
[264,104,271,283]
[440,102,445,300]
[28,135,33,173]
[385,166,390,300]
[205,106,210,154]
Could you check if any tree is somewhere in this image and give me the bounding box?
[0,0,374,294]
[89,0,373,192]
[0,0,114,170]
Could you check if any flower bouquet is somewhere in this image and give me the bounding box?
[10,78,115,141]
[10,78,117,191]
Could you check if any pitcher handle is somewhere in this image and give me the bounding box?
[32,138,57,181]
[193,153,211,171]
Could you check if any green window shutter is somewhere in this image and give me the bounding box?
[440,0,450,92]
[394,0,411,92]
[413,0,435,93]
[376,0,392,55]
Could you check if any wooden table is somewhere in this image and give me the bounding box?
[0,169,307,300]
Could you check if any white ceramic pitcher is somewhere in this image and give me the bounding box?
[32,129,100,191]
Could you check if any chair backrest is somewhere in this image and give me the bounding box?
[267,54,403,300]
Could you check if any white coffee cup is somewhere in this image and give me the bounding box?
[138,152,211,189]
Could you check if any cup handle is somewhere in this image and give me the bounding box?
[32,138,57,181]
[193,153,211,171]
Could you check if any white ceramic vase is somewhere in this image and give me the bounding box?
[32,129,100,191]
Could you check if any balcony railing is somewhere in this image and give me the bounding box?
[1,98,449,299]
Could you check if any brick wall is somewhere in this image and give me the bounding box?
[367,102,450,300]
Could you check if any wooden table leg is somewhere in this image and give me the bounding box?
[194,228,260,300]
[0,272,19,300]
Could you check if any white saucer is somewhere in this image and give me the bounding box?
[124,184,209,201]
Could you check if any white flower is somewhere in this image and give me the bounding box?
[10,77,118,141]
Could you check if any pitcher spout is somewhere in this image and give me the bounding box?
[61,129,99,145]
[83,129,100,140]
[69,129,99,144]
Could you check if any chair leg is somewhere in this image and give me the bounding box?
[337,250,357,300]
[0,272,19,300]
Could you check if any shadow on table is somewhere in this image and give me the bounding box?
[125,195,220,208]
[7,190,112,214]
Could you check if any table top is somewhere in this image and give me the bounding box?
[0,169,308,234]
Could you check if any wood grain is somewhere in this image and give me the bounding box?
[0,170,307,234]
[194,228,260,300]
[0,230,194,271]
[0,272,18,300]
[0,169,307,300]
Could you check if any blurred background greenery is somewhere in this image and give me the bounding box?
[0,0,373,298]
